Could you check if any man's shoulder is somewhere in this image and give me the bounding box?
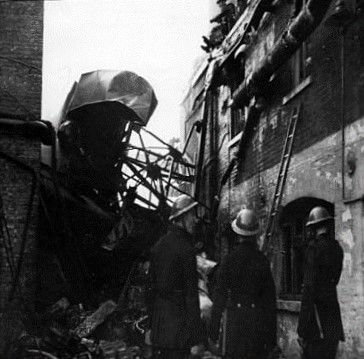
[316,235,343,249]
[152,232,173,251]
[153,228,193,254]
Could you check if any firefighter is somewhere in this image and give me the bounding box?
[209,208,277,359]
[148,195,204,359]
[297,206,345,359]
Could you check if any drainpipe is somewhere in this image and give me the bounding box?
[323,0,359,203]
[194,92,210,200]
[232,0,334,107]
[340,27,364,205]
[0,114,53,145]
[340,28,347,201]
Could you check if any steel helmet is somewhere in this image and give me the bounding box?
[169,195,198,221]
[306,206,333,227]
[231,208,260,236]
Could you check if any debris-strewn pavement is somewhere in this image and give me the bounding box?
[10,291,221,359]
[12,295,147,359]
[5,257,225,359]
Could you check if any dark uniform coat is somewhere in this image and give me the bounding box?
[298,233,345,342]
[210,241,277,359]
[149,225,203,350]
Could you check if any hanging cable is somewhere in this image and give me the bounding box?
[0,55,41,72]
[0,150,38,301]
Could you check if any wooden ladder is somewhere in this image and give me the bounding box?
[262,104,301,254]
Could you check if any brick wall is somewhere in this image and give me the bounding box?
[0,2,43,117]
[0,133,40,307]
[0,0,43,351]
[231,6,364,186]
[209,2,364,219]
[200,1,364,357]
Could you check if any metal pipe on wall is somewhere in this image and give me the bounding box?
[0,116,52,145]
[340,27,346,200]
[232,0,334,107]
[194,92,210,200]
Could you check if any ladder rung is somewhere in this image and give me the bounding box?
[264,105,300,249]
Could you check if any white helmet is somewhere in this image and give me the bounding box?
[169,195,198,221]
[231,208,260,236]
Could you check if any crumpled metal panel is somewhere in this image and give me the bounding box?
[66,70,158,126]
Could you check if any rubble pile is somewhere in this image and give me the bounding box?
[13,297,149,359]
[12,264,152,359]
[10,259,221,359]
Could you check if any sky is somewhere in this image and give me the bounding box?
[42,0,210,143]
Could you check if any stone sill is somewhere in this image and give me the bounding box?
[282,75,313,105]
[277,299,301,313]
[228,131,242,148]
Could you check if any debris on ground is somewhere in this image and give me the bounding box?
[74,300,118,339]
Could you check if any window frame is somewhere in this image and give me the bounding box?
[278,198,335,301]
[292,40,311,88]
[230,106,245,139]
[227,57,245,140]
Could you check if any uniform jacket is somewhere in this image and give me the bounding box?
[210,241,277,357]
[149,225,203,349]
[297,233,345,341]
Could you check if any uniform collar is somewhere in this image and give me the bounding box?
[168,224,195,246]
[168,224,192,237]
[317,232,331,241]
[238,240,258,249]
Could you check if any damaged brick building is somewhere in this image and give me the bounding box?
[0,0,44,346]
[182,0,364,357]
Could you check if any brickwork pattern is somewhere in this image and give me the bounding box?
[199,1,364,357]
[0,2,43,118]
[0,1,43,350]
[0,132,40,308]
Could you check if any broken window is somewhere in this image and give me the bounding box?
[279,197,334,300]
[228,59,245,139]
[230,107,245,138]
[291,39,311,89]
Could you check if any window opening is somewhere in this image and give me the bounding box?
[279,197,334,300]
[231,107,245,138]
[228,59,245,139]
[292,39,311,89]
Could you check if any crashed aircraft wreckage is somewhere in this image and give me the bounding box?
[39,70,200,307]
[0,70,213,358]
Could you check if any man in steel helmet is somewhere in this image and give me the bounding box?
[209,208,277,359]
[148,195,204,359]
[297,206,344,359]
